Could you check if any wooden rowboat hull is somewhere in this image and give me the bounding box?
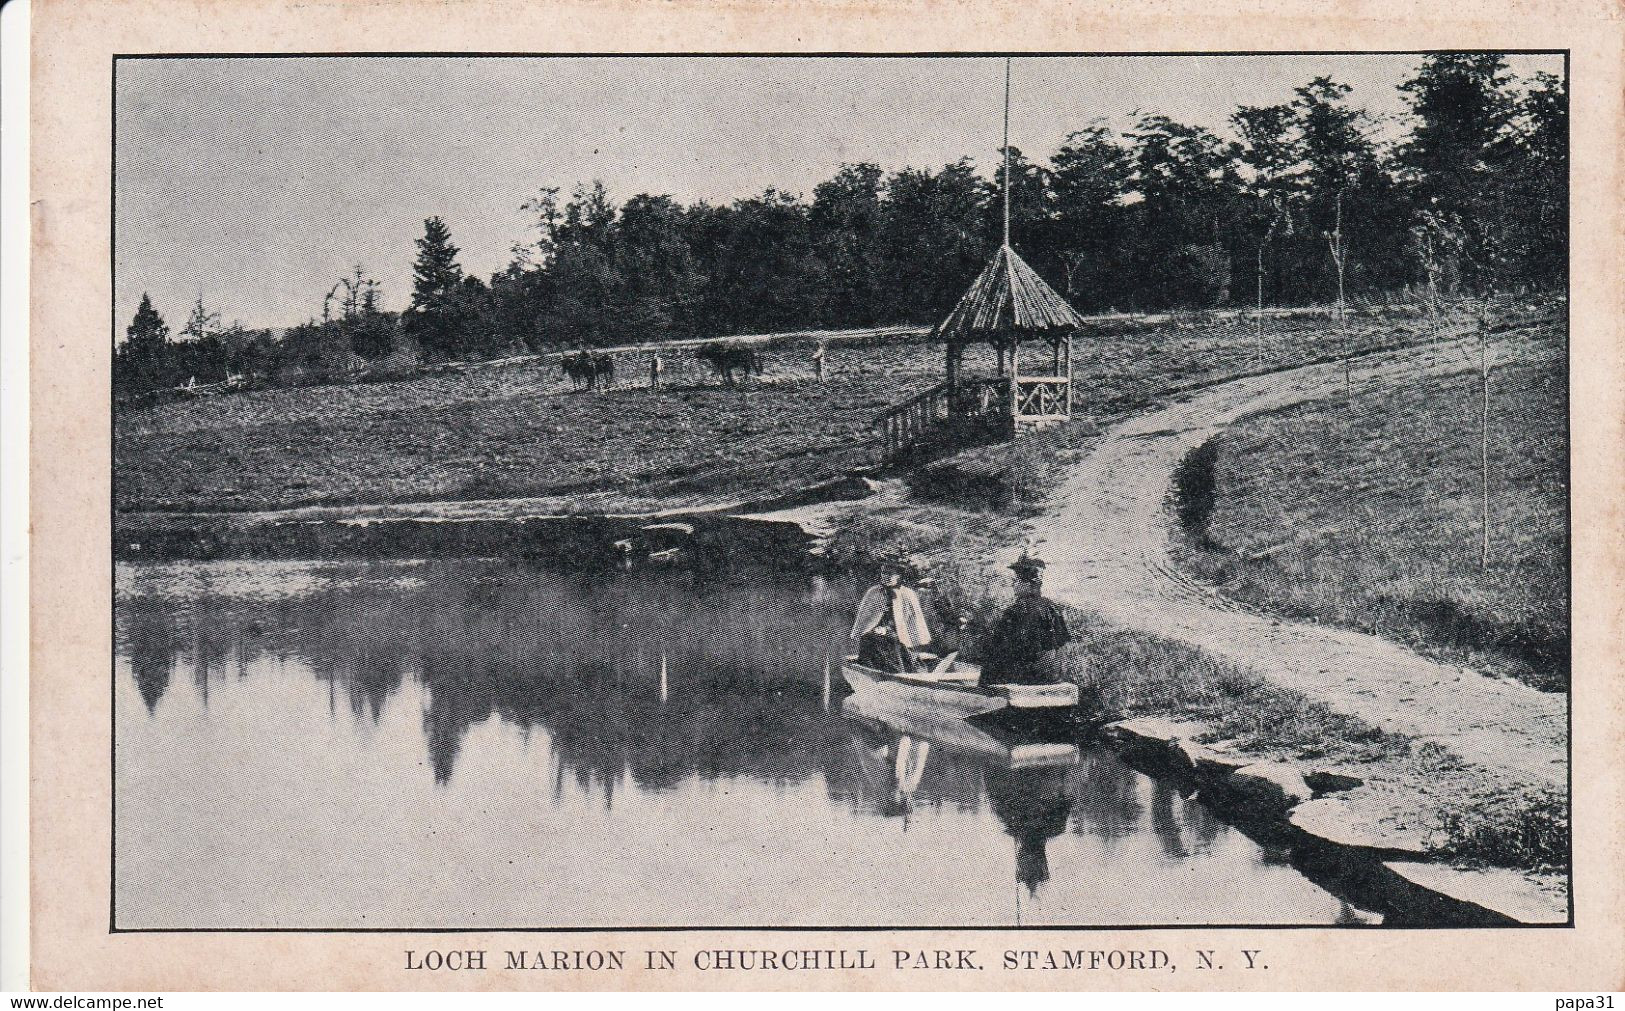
[840,660,1078,720]
[842,663,1010,718]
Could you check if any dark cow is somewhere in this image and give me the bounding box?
[560,351,615,392]
[695,346,764,387]
[561,351,594,391]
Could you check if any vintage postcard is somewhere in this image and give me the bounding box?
[26,0,1625,992]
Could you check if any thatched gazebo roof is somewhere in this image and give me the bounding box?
[934,244,1087,345]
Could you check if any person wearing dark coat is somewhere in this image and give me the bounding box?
[980,553,1071,684]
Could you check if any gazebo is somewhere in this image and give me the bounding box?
[876,60,1087,460]
[936,241,1085,429]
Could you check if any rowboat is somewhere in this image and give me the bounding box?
[840,654,1078,720]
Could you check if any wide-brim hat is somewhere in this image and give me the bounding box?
[876,549,914,571]
[1008,553,1046,579]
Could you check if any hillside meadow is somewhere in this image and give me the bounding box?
[115,306,1475,515]
[1169,322,1567,690]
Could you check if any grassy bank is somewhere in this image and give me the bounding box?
[117,305,1464,515]
[1167,322,1567,690]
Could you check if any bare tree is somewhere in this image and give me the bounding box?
[1245,196,1295,355]
[1325,191,1352,398]
[324,265,379,324]
[1408,208,1464,323]
[1326,191,1349,324]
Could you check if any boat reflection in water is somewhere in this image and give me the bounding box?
[114,559,1381,929]
[844,693,1079,904]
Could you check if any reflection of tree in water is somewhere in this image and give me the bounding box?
[128,630,178,713]
[1336,900,1368,925]
[419,651,498,785]
[117,562,1051,814]
[119,573,281,713]
[985,764,1074,895]
[1149,779,1190,860]
[124,560,862,791]
[119,593,183,713]
[1065,753,1144,842]
[336,649,407,723]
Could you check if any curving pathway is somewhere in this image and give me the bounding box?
[1025,339,1567,787]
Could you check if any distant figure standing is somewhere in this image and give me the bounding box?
[649,353,664,390]
[851,553,933,674]
[979,553,1071,684]
[811,342,826,381]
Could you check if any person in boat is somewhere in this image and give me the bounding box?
[851,552,933,674]
[978,553,1072,684]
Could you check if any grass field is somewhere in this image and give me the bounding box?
[115,306,1472,515]
[1168,323,1568,690]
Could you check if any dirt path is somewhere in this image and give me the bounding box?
[1027,338,1568,788]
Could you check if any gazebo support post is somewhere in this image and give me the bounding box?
[1063,335,1073,418]
[1009,338,1021,424]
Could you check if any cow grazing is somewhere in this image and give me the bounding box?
[560,351,594,391]
[560,351,615,392]
[695,346,764,387]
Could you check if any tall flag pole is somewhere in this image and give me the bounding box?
[1002,57,1012,249]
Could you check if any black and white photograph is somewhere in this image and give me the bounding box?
[110,52,1570,932]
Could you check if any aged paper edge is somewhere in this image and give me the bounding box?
[29,0,1625,992]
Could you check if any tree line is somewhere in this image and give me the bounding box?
[116,55,1565,399]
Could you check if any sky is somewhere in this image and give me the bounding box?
[114,54,1563,332]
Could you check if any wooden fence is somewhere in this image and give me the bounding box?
[876,377,1011,460]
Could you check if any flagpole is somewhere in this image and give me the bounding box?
[1002,57,1012,249]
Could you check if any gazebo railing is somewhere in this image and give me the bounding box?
[1013,375,1069,420]
[950,376,1010,419]
[877,377,1011,460]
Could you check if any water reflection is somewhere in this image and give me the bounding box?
[115,559,1381,928]
[988,764,1072,894]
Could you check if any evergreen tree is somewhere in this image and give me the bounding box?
[406,217,476,359]
[115,293,172,396]
[410,217,466,309]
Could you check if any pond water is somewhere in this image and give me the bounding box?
[114,559,1380,928]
